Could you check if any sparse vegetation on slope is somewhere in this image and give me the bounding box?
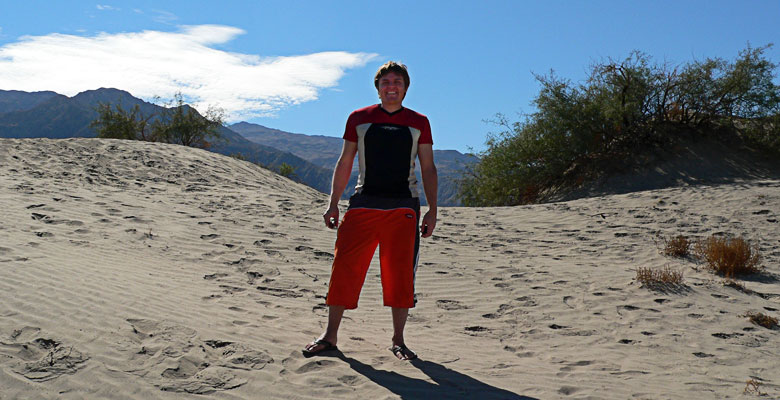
[744,311,778,329]
[636,265,685,288]
[662,235,691,258]
[92,92,224,149]
[694,236,763,278]
[461,44,780,206]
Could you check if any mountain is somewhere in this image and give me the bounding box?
[229,122,478,206]
[0,88,332,193]
[230,122,343,169]
[0,89,60,114]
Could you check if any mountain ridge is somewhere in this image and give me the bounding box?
[229,121,477,205]
[0,88,474,204]
[0,88,333,193]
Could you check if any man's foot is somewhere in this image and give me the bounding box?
[390,344,417,360]
[302,339,337,358]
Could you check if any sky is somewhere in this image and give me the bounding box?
[0,1,778,153]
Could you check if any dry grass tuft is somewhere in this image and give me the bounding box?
[693,236,762,278]
[744,378,765,395]
[663,235,690,257]
[744,311,778,330]
[636,265,684,287]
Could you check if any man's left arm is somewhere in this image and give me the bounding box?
[418,143,438,238]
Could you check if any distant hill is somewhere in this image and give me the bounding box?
[230,122,478,206]
[0,88,333,193]
[0,89,60,114]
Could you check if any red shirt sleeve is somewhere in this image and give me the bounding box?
[342,111,358,142]
[418,115,433,145]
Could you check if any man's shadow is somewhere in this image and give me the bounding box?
[327,351,538,400]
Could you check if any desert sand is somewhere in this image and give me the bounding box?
[1,138,778,399]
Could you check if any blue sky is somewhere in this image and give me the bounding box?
[1,1,778,153]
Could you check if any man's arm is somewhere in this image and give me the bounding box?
[418,143,438,238]
[323,140,357,228]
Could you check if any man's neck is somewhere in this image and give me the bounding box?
[380,103,403,113]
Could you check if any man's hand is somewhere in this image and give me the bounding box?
[420,210,436,238]
[323,206,339,229]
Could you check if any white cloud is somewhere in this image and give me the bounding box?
[151,9,179,25]
[0,25,377,120]
[96,5,119,11]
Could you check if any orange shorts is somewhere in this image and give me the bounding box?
[325,196,420,309]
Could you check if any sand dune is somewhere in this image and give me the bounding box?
[1,138,778,399]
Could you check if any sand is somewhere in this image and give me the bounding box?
[0,138,778,399]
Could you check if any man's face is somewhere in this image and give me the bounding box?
[377,71,407,106]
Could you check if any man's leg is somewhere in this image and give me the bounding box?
[377,207,419,360]
[305,208,378,355]
[304,305,345,352]
[391,307,408,346]
[391,307,417,360]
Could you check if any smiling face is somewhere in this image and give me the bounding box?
[377,71,407,111]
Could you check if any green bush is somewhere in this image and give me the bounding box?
[460,45,780,206]
[92,92,224,149]
[277,162,298,180]
[91,103,155,141]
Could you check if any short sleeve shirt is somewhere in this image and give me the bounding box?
[343,104,433,198]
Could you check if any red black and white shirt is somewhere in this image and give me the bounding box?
[343,104,433,198]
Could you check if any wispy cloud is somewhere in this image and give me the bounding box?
[151,9,179,25]
[96,5,119,11]
[0,25,377,120]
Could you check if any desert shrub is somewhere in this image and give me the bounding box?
[152,93,224,149]
[278,162,298,179]
[92,103,155,141]
[663,235,690,257]
[636,265,684,286]
[460,44,780,206]
[694,236,762,278]
[744,378,765,395]
[93,92,224,149]
[744,311,778,329]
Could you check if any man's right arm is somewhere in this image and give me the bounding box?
[323,140,357,228]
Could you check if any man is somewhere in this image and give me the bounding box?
[303,61,438,361]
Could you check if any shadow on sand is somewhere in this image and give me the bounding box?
[326,351,537,399]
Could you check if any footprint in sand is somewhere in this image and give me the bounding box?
[464,326,491,335]
[293,359,338,374]
[436,299,469,310]
[121,319,271,394]
[256,285,303,298]
[514,296,538,307]
[219,285,247,294]
[338,375,361,386]
[262,231,287,238]
[264,250,284,259]
[0,328,89,382]
[203,273,229,280]
[616,305,640,316]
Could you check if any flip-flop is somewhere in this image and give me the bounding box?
[302,339,337,358]
[390,344,417,360]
